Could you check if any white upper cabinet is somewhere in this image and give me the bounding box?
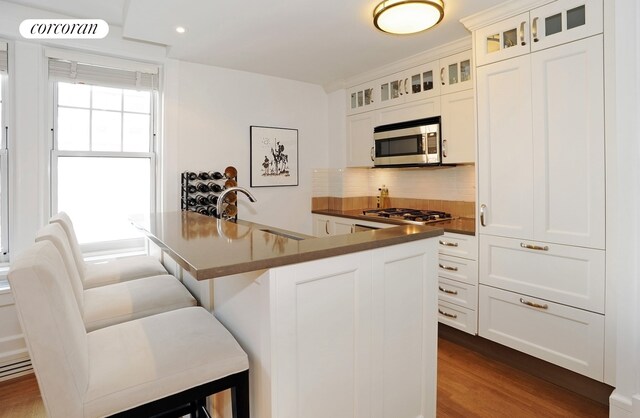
[346,110,377,167]
[441,89,475,165]
[347,81,377,116]
[477,55,534,239]
[475,12,531,67]
[531,35,605,248]
[439,51,473,94]
[404,60,441,102]
[474,0,602,66]
[530,0,602,51]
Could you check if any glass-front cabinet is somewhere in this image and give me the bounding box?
[347,81,377,115]
[439,51,473,95]
[475,0,602,67]
[404,60,441,102]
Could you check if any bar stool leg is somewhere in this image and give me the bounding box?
[231,370,250,418]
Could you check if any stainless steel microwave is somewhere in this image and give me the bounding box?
[373,116,441,167]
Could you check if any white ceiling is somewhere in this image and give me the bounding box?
[5,0,507,87]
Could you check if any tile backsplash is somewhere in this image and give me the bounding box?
[313,166,476,202]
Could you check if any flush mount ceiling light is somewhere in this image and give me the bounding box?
[175,26,186,34]
[373,0,444,35]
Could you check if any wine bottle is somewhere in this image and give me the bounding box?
[182,196,197,206]
[185,172,197,180]
[183,184,197,194]
[208,195,219,205]
[207,206,218,217]
[209,171,224,180]
[197,172,211,180]
[195,194,209,205]
[195,206,208,215]
[196,183,209,193]
[207,182,223,193]
[224,179,237,189]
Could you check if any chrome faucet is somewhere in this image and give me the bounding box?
[217,186,257,220]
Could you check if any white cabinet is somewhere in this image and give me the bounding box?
[313,215,332,237]
[478,36,604,248]
[346,110,377,167]
[441,89,475,164]
[480,235,605,313]
[347,81,377,116]
[376,96,440,126]
[477,55,534,239]
[439,50,473,94]
[474,0,603,66]
[404,61,441,102]
[333,218,356,235]
[211,238,439,418]
[531,36,605,248]
[437,232,478,335]
[479,285,604,380]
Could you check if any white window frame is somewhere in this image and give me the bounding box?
[49,59,159,255]
[0,51,9,263]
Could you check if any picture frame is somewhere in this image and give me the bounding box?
[250,125,299,187]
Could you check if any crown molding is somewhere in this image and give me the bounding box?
[460,0,555,32]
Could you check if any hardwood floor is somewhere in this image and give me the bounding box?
[0,338,609,418]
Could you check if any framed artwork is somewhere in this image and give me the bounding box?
[250,125,299,187]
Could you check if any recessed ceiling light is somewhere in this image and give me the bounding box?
[373,0,444,35]
[176,26,186,34]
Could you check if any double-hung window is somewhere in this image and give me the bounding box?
[0,41,9,262]
[49,54,159,252]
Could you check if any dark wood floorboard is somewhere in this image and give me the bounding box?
[0,338,609,417]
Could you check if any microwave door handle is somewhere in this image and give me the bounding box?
[370,146,375,161]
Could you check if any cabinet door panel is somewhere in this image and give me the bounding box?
[377,96,440,126]
[347,111,376,167]
[479,285,604,380]
[531,36,604,248]
[441,89,475,164]
[530,0,602,51]
[439,50,473,94]
[477,55,534,238]
[438,300,478,335]
[480,235,605,313]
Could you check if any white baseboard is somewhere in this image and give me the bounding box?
[610,390,634,418]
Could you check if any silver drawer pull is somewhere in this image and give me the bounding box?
[439,286,458,295]
[439,263,459,272]
[439,240,458,247]
[519,298,548,310]
[520,243,549,251]
[438,309,458,319]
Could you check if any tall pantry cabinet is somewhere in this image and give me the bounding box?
[463,0,609,381]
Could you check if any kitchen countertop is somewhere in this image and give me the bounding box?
[312,209,476,236]
[132,211,444,280]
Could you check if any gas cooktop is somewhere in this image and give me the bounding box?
[363,208,453,225]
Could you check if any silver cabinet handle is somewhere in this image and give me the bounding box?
[480,204,487,227]
[438,309,458,319]
[440,67,445,85]
[520,242,549,251]
[325,220,329,235]
[399,79,404,95]
[350,225,355,233]
[439,240,458,247]
[442,139,447,158]
[404,78,409,94]
[370,146,375,161]
[439,263,459,272]
[532,17,539,42]
[520,298,548,310]
[439,286,459,295]
[520,21,526,46]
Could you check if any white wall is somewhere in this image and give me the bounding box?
[163,60,329,235]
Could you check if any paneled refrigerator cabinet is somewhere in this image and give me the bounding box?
[469,0,607,381]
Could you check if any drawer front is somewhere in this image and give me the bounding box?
[480,235,605,313]
[438,233,478,260]
[438,301,477,335]
[438,277,477,310]
[438,255,478,285]
[479,285,604,380]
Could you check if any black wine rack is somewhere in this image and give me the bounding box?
[181,167,238,221]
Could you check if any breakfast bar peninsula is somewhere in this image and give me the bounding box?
[133,211,443,418]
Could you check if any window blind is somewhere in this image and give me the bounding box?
[48,57,157,91]
[0,42,8,73]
